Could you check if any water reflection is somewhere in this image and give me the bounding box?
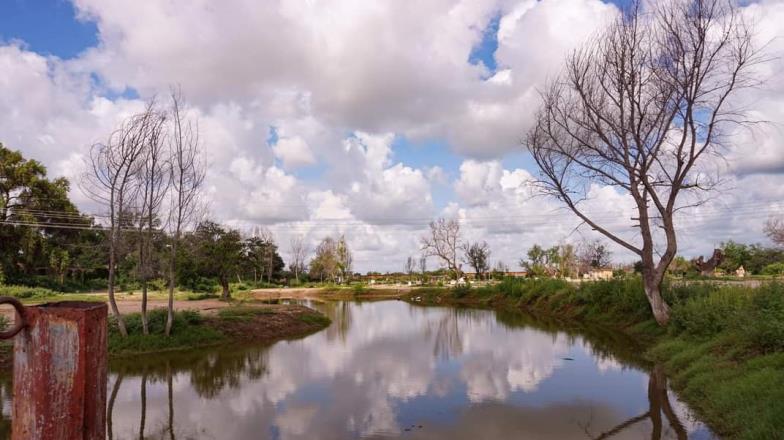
[2,301,715,439]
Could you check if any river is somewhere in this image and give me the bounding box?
[1,300,716,439]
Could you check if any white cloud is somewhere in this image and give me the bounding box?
[272,136,316,169]
[1,0,783,271]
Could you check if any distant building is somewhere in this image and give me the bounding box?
[736,266,747,278]
[583,269,614,281]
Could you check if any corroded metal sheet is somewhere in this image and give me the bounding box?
[12,302,108,440]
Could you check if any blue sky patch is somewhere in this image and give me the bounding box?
[468,12,502,75]
[0,0,98,59]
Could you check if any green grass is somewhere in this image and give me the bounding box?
[409,278,784,439]
[108,309,225,356]
[298,313,331,326]
[0,284,61,299]
[217,306,275,322]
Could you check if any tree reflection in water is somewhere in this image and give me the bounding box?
[107,345,271,439]
[581,366,688,440]
[93,302,710,439]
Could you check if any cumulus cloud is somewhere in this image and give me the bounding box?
[1,0,783,271]
[272,136,316,169]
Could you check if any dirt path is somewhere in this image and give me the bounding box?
[0,285,411,320]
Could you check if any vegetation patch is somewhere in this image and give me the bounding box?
[104,305,330,357]
[0,285,61,299]
[108,309,225,356]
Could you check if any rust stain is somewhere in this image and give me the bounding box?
[12,302,107,440]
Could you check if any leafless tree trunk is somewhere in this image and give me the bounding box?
[405,256,416,282]
[421,218,463,279]
[83,104,157,336]
[166,89,205,336]
[289,235,308,283]
[525,0,761,325]
[133,101,169,335]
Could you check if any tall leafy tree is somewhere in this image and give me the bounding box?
[192,221,243,299]
[0,143,91,282]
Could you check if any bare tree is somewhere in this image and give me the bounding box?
[405,256,416,282]
[133,101,169,335]
[525,0,760,325]
[82,103,156,336]
[419,255,427,277]
[462,241,491,280]
[421,218,462,279]
[764,217,784,247]
[251,226,276,283]
[578,239,612,272]
[165,89,205,336]
[289,235,308,282]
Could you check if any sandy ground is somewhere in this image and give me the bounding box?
[0,286,411,321]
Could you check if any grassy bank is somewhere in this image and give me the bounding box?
[108,305,331,356]
[406,278,784,440]
[0,304,330,365]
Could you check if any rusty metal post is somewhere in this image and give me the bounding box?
[9,301,108,440]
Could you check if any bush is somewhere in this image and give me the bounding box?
[761,262,784,276]
[187,292,218,301]
[148,278,168,291]
[0,284,59,299]
[669,283,784,354]
[669,287,751,338]
[230,282,251,293]
[182,277,219,293]
[452,284,471,299]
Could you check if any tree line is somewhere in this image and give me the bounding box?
[0,94,352,338]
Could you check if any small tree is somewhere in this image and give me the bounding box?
[405,256,416,282]
[289,235,308,282]
[193,221,243,299]
[165,89,204,335]
[49,249,70,286]
[421,218,462,279]
[462,241,491,280]
[82,103,156,336]
[336,235,353,282]
[310,237,339,282]
[578,239,612,272]
[765,218,784,247]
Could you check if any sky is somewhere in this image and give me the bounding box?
[1,0,784,272]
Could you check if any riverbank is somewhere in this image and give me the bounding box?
[403,279,784,440]
[0,304,331,367]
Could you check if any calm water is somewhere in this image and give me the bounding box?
[0,300,715,439]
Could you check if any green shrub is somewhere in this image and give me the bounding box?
[452,284,471,299]
[669,287,750,338]
[182,277,219,293]
[148,278,168,291]
[187,292,218,301]
[0,284,59,299]
[761,262,784,276]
